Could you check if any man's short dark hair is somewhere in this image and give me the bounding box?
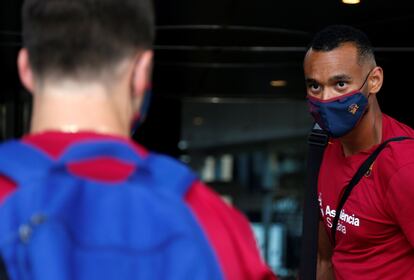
[307,25,375,64]
[22,0,155,79]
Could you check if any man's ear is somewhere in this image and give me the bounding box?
[368,66,383,95]
[17,48,36,93]
[131,50,153,98]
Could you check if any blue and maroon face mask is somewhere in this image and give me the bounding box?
[307,71,372,138]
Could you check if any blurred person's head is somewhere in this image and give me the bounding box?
[18,0,155,136]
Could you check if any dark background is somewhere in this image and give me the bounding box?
[2,0,414,153]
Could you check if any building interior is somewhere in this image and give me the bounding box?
[1,0,414,278]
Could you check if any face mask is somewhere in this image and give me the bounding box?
[131,85,152,136]
[307,70,372,138]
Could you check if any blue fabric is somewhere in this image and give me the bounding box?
[0,142,52,186]
[0,140,224,280]
[307,91,368,138]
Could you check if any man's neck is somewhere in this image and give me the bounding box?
[340,108,382,157]
[29,82,131,137]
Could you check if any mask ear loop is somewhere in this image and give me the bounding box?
[358,68,376,120]
[358,67,375,92]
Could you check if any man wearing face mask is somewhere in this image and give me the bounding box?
[304,25,414,280]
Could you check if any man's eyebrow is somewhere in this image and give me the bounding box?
[305,74,352,85]
[328,74,352,83]
[305,78,318,84]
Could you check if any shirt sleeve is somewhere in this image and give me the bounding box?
[385,163,414,247]
[185,180,277,280]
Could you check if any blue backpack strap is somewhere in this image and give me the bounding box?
[0,139,197,196]
[58,140,145,165]
[0,140,53,186]
[58,140,197,196]
[146,154,198,197]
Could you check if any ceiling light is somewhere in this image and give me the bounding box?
[342,0,360,4]
[270,80,287,87]
[211,97,221,103]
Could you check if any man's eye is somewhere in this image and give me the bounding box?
[337,81,347,88]
[309,84,320,91]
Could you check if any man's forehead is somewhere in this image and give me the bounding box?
[304,48,362,80]
[305,45,359,66]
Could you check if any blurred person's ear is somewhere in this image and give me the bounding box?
[17,48,35,94]
[131,50,153,99]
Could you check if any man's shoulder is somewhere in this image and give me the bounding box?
[186,180,253,230]
[381,114,414,160]
[383,114,414,138]
[186,181,277,279]
[380,139,414,166]
[375,137,414,186]
[187,181,239,212]
[374,114,414,169]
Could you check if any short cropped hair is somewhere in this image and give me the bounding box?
[22,0,155,79]
[307,25,375,65]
